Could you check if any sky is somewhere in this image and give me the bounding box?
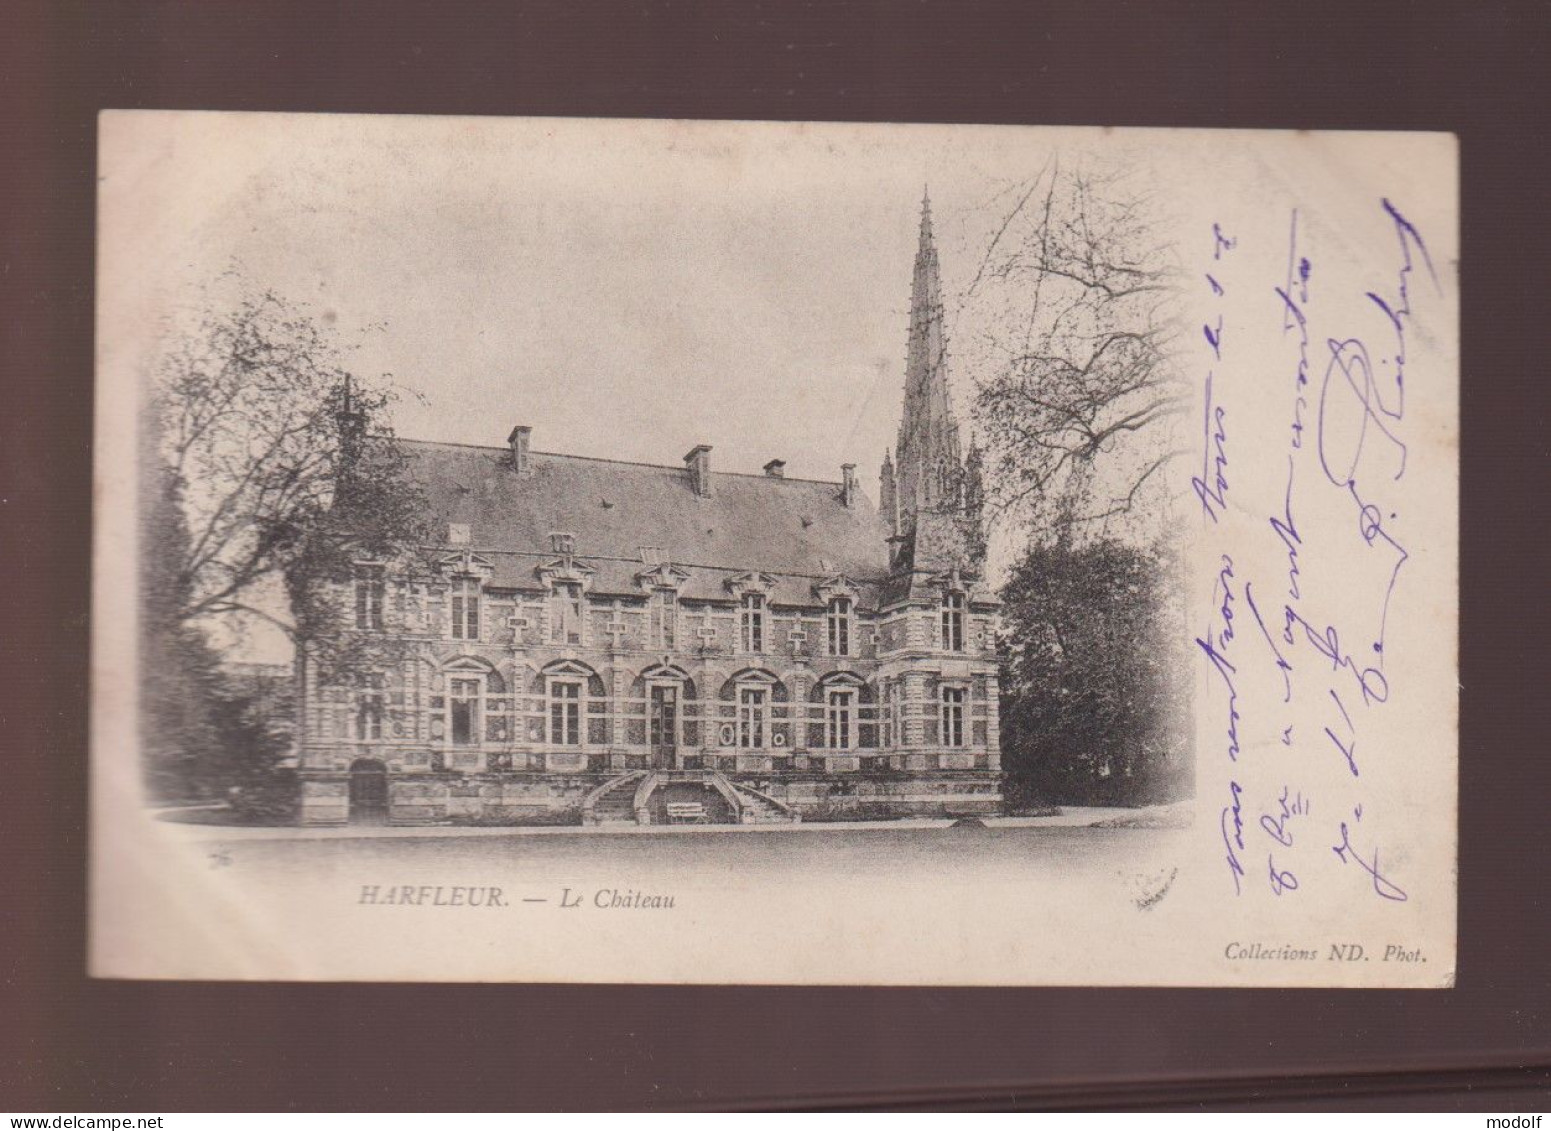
[99,115,1458,669]
[105,113,1078,491]
[103,113,1129,660]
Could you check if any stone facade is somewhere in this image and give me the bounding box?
[297,194,1002,824]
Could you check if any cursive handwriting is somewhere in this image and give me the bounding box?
[1260,786,1311,848]
[1221,781,1246,896]
[1245,580,1294,705]
[1268,856,1299,896]
[1207,198,1439,914]
[1366,198,1441,400]
[1284,607,1390,708]
[1332,810,1409,902]
[1196,555,1241,763]
[1192,371,1230,523]
[1273,208,1314,450]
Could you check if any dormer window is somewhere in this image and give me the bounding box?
[826,597,852,657]
[551,581,584,645]
[740,593,765,653]
[354,565,385,631]
[941,591,966,652]
[651,588,677,650]
[451,577,480,641]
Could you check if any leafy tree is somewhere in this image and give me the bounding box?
[960,161,1193,807]
[998,537,1189,807]
[141,278,429,798]
[139,457,226,800]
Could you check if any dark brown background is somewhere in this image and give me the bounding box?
[3,0,1547,1112]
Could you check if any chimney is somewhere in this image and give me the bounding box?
[508,425,532,476]
[841,463,858,507]
[763,459,786,478]
[684,444,713,497]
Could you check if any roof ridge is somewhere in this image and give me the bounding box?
[400,436,846,487]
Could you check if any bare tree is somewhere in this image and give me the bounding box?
[969,161,1186,543]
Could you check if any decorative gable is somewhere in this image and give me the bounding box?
[535,556,597,591]
[814,574,862,604]
[433,548,495,584]
[725,571,778,599]
[636,562,691,592]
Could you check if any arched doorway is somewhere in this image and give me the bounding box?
[348,758,388,825]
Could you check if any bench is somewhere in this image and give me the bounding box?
[664,801,708,825]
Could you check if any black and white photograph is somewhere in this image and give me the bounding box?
[91,113,1458,985]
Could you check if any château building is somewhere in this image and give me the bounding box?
[296,194,1002,825]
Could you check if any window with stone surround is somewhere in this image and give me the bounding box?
[354,672,385,741]
[449,675,482,746]
[738,686,766,748]
[941,686,967,748]
[651,588,677,650]
[826,597,851,657]
[941,590,966,652]
[826,687,854,749]
[450,576,481,641]
[354,565,385,631]
[882,680,896,748]
[551,582,584,645]
[549,679,582,746]
[740,593,765,654]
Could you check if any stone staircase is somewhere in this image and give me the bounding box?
[720,775,801,824]
[581,770,646,826]
[580,768,802,826]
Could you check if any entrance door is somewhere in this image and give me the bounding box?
[649,685,678,768]
[348,759,388,825]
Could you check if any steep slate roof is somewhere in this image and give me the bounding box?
[402,439,893,603]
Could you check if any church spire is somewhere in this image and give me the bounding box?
[894,187,963,536]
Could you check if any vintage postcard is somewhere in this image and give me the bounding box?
[91,112,1457,985]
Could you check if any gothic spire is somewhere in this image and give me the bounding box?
[894,187,963,534]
